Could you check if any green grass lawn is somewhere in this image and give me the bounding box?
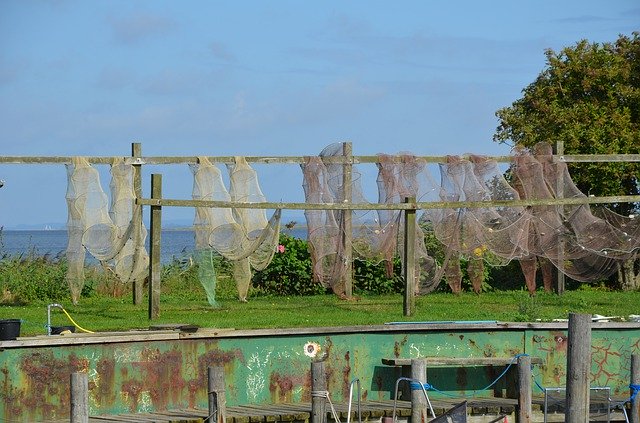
[2,289,639,336]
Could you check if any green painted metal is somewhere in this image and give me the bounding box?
[0,323,638,421]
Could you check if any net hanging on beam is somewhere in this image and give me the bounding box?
[374,153,439,293]
[190,156,281,304]
[427,145,640,290]
[304,142,640,296]
[302,145,441,295]
[65,157,149,303]
[301,143,367,297]
[511,143,640,283]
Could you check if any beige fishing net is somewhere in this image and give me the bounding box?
[302,145,440,296]
[511,143,640,284]
[65,143,640,304]
[302,142,640,296]
[191,156,281,304]
[65,157,149,303]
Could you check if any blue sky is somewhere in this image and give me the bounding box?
[1,1,638,228]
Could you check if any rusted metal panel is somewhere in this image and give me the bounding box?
[529,326,640,396]
[0,325,638,421]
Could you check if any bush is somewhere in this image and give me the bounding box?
[252,234,325,296]
[353,256,404,294]
[254,234,410,296]
[0,252,71,303]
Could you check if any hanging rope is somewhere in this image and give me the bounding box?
[311,390,342,423]
[410,353,530,399]
[629,383,640,404]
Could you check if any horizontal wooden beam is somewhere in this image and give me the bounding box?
[136,193,640,211]
[3,154,640,165]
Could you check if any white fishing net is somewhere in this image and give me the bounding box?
[65,157,149,303]
[191,156,281,304]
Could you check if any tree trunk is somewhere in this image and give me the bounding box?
[618,256,640,291]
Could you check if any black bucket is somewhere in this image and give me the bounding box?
[0,319,21,341]
[50,325,76,335]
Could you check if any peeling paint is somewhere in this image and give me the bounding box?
[0,326,638,418]
[342,351,351,401]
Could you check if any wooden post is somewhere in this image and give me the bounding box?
[148,174,162,320]
[403,197,416,316]
[70,372,88,423]
[410,359,427,423]
[311,361,327,423]
[517,355,532,423]
[342,142,353,299]
[555,140,565,295]
[207,366,227,423]
[566,313,591,422]
[632,354,640,423]
[131,142,144,305]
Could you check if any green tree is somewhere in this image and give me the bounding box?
[494,32,640,289]
[495,32,640,212]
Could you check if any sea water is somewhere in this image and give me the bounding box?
[0,228,307,264]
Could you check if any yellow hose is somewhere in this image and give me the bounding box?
[60,307,94,333]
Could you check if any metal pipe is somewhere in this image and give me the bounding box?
[346,378,361,423]
[391,377,436,421]
[47,303,63,335]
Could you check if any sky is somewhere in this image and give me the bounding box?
[0,1,638,229]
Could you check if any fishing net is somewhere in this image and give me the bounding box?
[191,156,281,304]
[301,143,367,297]
[302,146,441,296]
[510,143,640,283]
[374,153,439,293]
[303,142,640,296]
[65,157,149,303]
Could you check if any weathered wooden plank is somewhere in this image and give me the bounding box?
[2,320,637,349]
[91,414,151,422]
[0,330,180,348]
[566,313,591,422]
[140,412,197,422]
[149,173,162,320]
[137,193,640,211]
[258,404,310,420]
[403,197,416,317]
[4,153,640,166]
[235,405,277,421]
[79,397,631,423]
[233,404,308,422]
[131,142,144,306]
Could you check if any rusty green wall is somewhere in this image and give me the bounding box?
[1,326,638,421]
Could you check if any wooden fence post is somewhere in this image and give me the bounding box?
[311,361,327,423]
[131,142,144,305]
[517,355,532,423]
[566,313,591,422]
[403,197,416,317]
[342,142,353,299]
[410,359,427,423]
[148,173,162,320]
[208,366,227,423]
[555,140,565,294]
[70,372,88,423]
[631,354,640,423]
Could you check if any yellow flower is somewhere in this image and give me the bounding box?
[473,245,487,257]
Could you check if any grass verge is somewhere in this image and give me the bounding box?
[2,288,639,336]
